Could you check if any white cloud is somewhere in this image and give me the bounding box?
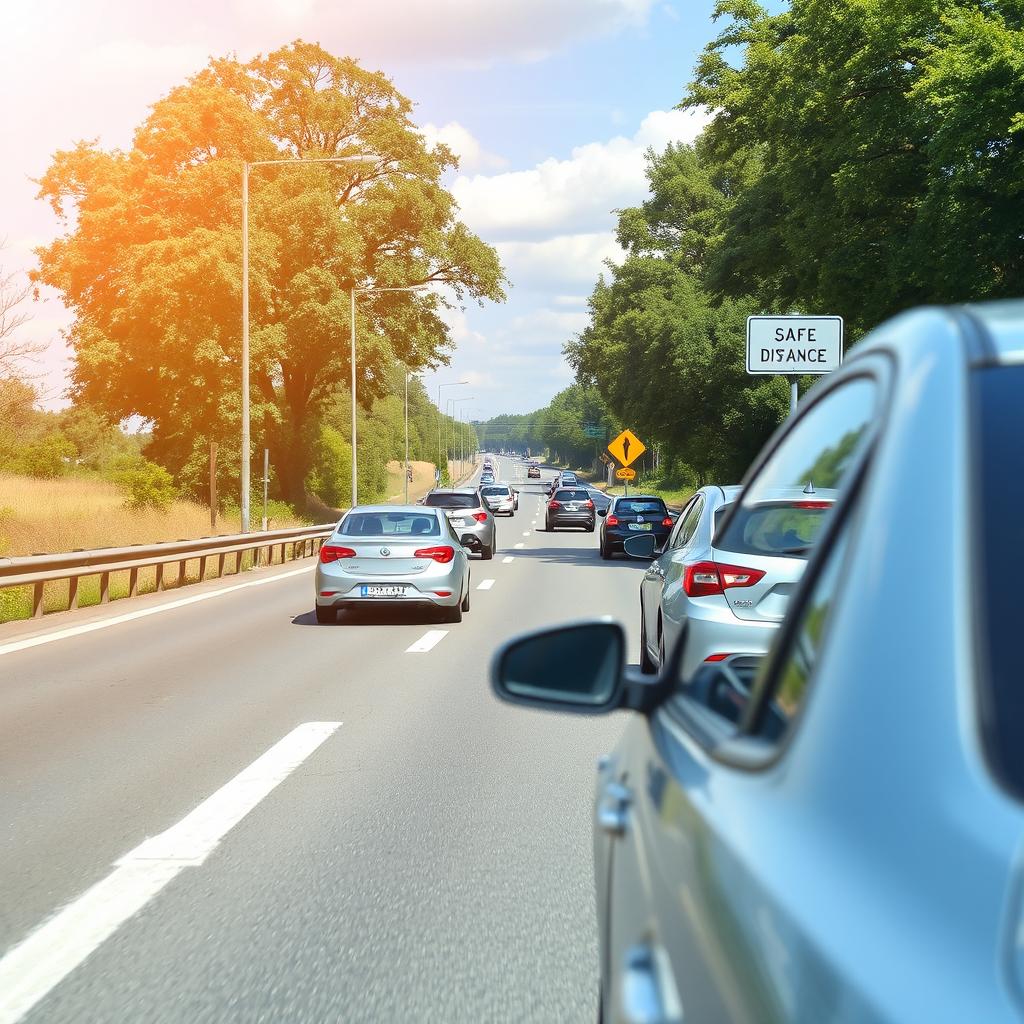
[451,107,711,240]
[419,121,507,172]
[234,0,658,67]
[497,232,624,292]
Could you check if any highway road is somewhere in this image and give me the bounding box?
[0,457,646,1024]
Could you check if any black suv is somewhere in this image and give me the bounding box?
[597,494,673,558]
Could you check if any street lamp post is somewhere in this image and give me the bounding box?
[349,284,425,506]
[451,397,474,483]
[436,381,468,484]
[241,153,376,533]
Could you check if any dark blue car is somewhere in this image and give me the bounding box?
[597,495,673,559]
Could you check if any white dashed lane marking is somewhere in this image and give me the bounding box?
[502,556,514,564]
[405,629,449,653]
[477,579,495,591]
[514,543,524,549]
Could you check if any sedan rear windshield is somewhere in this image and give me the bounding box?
[423,492,479,509]
[615,499,666,515]
[974,363,1024,799]
[339,512,440,537]
[716,501,832,558]
[481,486,511,496]
[554,489,590,501]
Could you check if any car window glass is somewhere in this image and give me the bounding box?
[672,495,704,549]
[617,499,666,514]
[755,530,851,739]
[340,512,440,537]
[717,378,876,557]
[423,493,477,509]
[555,489,590,500]
[666,496,697,547]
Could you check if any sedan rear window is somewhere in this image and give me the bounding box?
[554,489,590,501]
[423,492,478,509]
[717,501,832,557]
[481,486,510,496]
[339,512,440,537]
[615,499,666,515]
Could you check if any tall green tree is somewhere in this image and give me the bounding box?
[34,41,505,503]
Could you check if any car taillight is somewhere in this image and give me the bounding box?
[661,517,673,527]
[585,500,594,509]
[548,500,561,509]
[704,653,734,662]
[319,545,356,564]
[606,514,619,526]
[414,545,456,563]
[682,560,766,597]
[793,501,831,509]
[472,512,488,523]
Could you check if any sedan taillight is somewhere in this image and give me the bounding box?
[605,514,619,526]
[683,560,766,597]
[548,500,561,509]
[320,544,356,564]
[585,500,594,509]
[472,512,488,523]
[661,517,673,527]
[414,545,456,563]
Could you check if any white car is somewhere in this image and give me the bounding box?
[480,484,518,516]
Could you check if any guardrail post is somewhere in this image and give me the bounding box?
[100,572,110,604]
[129,567,139,598]
[199,555,207,581]
[217,552,226,578]
[279,542,286,564]
[68,576,79,610]
[155,563,164,592]
[177,559,186,586]
[32,582,44,618]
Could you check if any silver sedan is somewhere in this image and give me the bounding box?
[314,506,471,624]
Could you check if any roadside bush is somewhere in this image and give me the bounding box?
[107,456,176,511]
[12,432,75,478]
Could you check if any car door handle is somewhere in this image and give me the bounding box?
[621,944,683,1024]
[597,780,632,835]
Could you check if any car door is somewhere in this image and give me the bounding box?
[653,494,706,662]
[640,495,700,653]
[601,370,884,1023]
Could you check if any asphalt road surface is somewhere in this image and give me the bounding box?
[0,457,647,1024]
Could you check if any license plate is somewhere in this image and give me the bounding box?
[627,523,652,531]
[450,517,466,528]
[360,585,406,598]
[565,504,578,511]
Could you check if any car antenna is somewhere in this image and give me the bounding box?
[803,481,815,494]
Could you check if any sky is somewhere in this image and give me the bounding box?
[0,0,724,420]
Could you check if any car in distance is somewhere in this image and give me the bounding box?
[626,484,834,675]
[481,483,517,516]
[527,465,541,479]
[597,494,674,560]
[545,487,596,532]
[422,488,497,559]
[490,300,1024,1023]
[315,506,471,624]
[480,471,495,485]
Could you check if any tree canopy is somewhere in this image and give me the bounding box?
[34,41,505,502]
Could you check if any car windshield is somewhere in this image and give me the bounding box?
[481,486,510,496]
[423,492,479,509]
[339,512,440,537]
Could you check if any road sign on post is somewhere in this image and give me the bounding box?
[607,429,646,468]
[615,467,636,481]
[746,316,843,416]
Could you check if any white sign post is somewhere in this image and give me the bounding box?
[746,315,844,415]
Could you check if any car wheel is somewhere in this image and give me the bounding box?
[481,542,494,560]
[443,597,463,623]
[639,607,657,674]
[658,623,667,669]
[315,605,336,624]
[599,536,611,559]
[461,584,471,612]
[586,523,595,532]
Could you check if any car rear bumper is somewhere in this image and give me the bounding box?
[605,528,670,549]
[676,601,778,678]
[549,514,595,528]
[316,584,462,608]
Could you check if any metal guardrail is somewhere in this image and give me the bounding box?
[0,523,337,619]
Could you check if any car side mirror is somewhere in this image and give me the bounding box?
[623,534,658,559]
[492,621,625,713]
[460,533,481,549]
[597,508,607,517]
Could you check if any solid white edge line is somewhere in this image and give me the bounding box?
[476,579,495,591]
[405,629,448,653]
[0,565,315,660]
[522,532,531,537]
[0,721,341,1024]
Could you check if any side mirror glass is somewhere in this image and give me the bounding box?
[491,621,625,713]
[597,508,608,517]
[623,534,657,559]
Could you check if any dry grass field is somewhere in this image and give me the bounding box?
[0,473,306,622]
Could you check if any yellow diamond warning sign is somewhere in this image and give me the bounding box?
[607,429,646,468]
